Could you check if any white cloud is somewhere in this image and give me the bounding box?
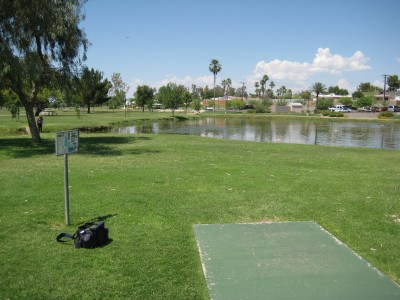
[252,59,310,82]
[373,80,383,89]
[336,78,350,90]
[129,48,370,95]
[156,74,215,89]
[249,48,370,84]
[127,79,143,96]
[396,57,400,63]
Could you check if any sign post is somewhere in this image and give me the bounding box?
[55,130,79,225]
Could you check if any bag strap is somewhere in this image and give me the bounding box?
[77,222,97,230]
[56,232,75,243]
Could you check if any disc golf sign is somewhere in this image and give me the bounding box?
[55,130,79,225]
[56,130,79,155]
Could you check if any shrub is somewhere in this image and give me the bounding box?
[355,96,374,109]
[321,110,330,116]
[329,111,344,117]
[378,111,394,119]
[338,97,353,106]
[317,98,334,110]
[276,99,288,106]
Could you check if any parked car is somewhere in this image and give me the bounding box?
[328,105,351,112]
[358,106,373,112]
[388,105,400,112]
[372,106,388,112]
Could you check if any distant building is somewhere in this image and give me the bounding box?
[312,93,350,101]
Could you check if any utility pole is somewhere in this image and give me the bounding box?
[240,82,245,100]
[383,74,388,104]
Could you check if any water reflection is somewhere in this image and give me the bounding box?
[113,118,400,149]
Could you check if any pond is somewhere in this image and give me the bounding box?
[113,118,400,150]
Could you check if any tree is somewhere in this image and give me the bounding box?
[1,89,21,121]
[181,90,192,113]
[387,75,400,92]
[317,98,334,110]
[0,0,88,143]
[269,81,275,97]
[254,82,260,98]
[157,83,183,116]
[260,75,269,98]
[299,90,312,112]
[221,79,228,97]
[309,82,327,110]
[109,73,128,110]
[276,86,287,98]
[355,96,374,108]
[209,59,222,111]
[192,97,202,113]
[201,85,213,100]
[338,97,353,106]
[357,82,382,94]
[135,85,154,112]
[225,78,232,111]
[35,87,63,115]
[79,67,111,113]
[230,99,245,110]
[236,83,247,99]
[328,85,349,96]
[352,91,364,99]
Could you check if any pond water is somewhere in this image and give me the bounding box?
[113,118,400,150]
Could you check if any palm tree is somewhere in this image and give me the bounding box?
[255,82,260,99]
[260,74,269,98]
[310,82,327,110]
[221,79,228,96]
[269,81,275,92]
[209,59,222,111]
[226,78,232,95]
[221,79,229,108]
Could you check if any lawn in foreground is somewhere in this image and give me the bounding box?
[0,133,399,299]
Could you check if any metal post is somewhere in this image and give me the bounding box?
[383,74,388,105]
[64,154,70,225]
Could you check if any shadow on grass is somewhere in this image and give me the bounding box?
[0,136,159,158]
[88,214,117,223]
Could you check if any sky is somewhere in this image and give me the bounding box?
[81,0,400,97]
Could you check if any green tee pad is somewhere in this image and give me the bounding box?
[193,222,400,299]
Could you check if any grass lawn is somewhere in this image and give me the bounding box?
[0,108,400,298]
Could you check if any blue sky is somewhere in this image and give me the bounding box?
[82,0,400,96]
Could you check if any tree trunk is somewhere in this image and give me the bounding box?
[21,96,42,143]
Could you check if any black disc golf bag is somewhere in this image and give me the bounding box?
[57,222,109,249]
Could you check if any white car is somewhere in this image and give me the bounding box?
[328,105,352,112]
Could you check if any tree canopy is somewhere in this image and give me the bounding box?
[387,75,400,92]
[157,83,183,116]
[0,0,88,142]
[328,85,349,96]
[109,73,128,109]
[135,85,154,112]
[76,67,111,113]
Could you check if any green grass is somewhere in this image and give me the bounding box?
[0,107,197,136]
[1,108,400,298]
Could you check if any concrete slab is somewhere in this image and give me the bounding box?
[193,221,400,300]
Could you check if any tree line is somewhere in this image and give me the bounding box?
[1,1,400,143]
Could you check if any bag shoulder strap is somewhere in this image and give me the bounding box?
[56,232,75,243]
